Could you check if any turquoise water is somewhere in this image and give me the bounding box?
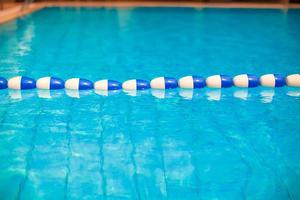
[0,7,300,200]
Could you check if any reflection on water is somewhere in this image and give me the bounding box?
[37,89,64,99]
[0,20,36,75]
[37,89,51,99]
[151,89,177,99]
[65,89,92,98]
[206,89,222,101]
[8,89,35,100]
[4,88,300,102]
[260,89,275,104]
[116,8,133,29]
[123,89,149,97]
[234,89,249,100]
[286,90,300,97]
[8,90,23,99]
[17,21,35,57]
[95,89,120,97]
[179,89,194,100]
[65,89,80,98]
[178,89,205,100]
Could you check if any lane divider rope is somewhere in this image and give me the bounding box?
[0,74,299,91]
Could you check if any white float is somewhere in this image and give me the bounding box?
[286,74,300,87]
[122,80,137,90]
[179,76,194,89]
[94,80,108,90]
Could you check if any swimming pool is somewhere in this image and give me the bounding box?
[0,7,300,200]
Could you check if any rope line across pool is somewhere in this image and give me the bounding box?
[0,74,299,92]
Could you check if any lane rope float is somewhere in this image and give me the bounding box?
[2,74,299,92]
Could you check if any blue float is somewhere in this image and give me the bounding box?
[193,76,206,88]
[79,79,93,90]
[221,75,233,88]
[50,77,65,89]
[0,77,8,89]
[136,79,150,90]
[108,80,122,90]
[274,74,286,87]
[165,77,178,89]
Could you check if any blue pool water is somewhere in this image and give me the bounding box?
[0,7,300,200]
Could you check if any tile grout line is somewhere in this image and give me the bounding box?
[98,101,107,199]
[63,99,74,200]
[16,100,43,199]
[153,101,169,199]
[126,100,141,200]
